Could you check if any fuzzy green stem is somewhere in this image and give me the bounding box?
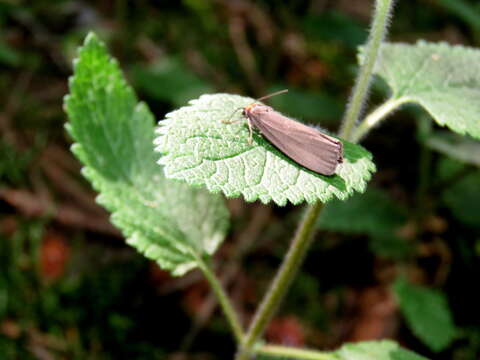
[235,203,324,360]
[351,96,409,142]
[340,0,396,140]
[256,345,335,360]
[234,2,396,359]
[199,260,244,343]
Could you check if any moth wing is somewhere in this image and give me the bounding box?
[252,117,342,175]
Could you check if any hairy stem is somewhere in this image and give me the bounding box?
[351,96,409,142]
[199,260,244,343]
[340,0,396,140]
[235,203,324,360]
[234,1,396,359]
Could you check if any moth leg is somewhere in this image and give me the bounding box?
[247,119,254,145]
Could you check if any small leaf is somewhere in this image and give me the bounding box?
[64,33,229,276]
[424,131,480,167]
[364,41,480,140]
[393,278,457,352]
[334,340,428,360]
[155,94,375,206]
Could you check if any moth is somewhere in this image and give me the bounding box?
[225,90,343,176]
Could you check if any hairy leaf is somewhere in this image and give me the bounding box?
[64,33,229,276]
[334,340,428,360]
[365,41,480,139]
[155,94,375,206]
[393,278,457,352]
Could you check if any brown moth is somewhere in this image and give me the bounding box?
[226,90,343,176]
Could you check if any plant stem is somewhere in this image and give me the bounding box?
[235,203,324,360]
[256,345,335,360]
[199,260,244,343]
[234,2,396,359]
[340,0,396,140]
[351,96,409,142]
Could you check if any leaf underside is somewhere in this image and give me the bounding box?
[155,94,375,206]
[64,33,229,276]
[367,41,480,140]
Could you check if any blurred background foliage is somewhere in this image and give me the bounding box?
[1,0,480,359]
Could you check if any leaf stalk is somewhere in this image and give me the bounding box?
[340,0,396,140]
[235,202,324,360]
[199,260,244,343]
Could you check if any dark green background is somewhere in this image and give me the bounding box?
[1,1,480,359]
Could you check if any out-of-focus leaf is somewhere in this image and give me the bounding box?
[155,94,375,206]
[64,33,229,276]
[0,39,21,67]
[424,131,480,167]
[317,187,410,259]
[303,11,367,48]
[317,187,406,234]
[437,0,480,32]
[393,278,457,352]
[369,233,412,259]
[131,57,213,107]
[442,171,480,228]
[267,86,343,123]
[362,41,480,140]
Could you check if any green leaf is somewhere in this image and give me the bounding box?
[424,131,480,167]
[317,187,410,259]
[334,340,428,360]
[437,0,480,32]
[393,278,457,352]
[303,11,368,49]
[64,33,229,276]
[365,41,480,139]
[442,170,480,228]
[267,85,343,123]
[130,57,213,107]
[317,187,406,235]
[155,94,375,206]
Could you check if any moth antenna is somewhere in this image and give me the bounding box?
[223,106,244,124]
[255,89,288,103]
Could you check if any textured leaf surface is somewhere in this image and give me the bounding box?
[155,94,375,206]
[64,33,229,276]
[393,278,456,352]
[366,41,480,139]
[334,340,428,360]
